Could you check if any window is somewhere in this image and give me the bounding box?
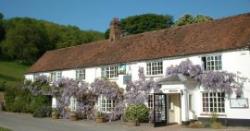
[148,95,153,110]
[202,55,222,71]
[98,95,115,112]
[50,71,62,82]
[76,69,85,81]
[33,73,40,81]
[146,61,163,75]
[202,92,225,113]
[101,65,118,79]
[70,97,77,112]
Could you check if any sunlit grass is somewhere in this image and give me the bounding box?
[0,126,12,131]
[0,61,29,87]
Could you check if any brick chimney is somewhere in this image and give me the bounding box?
[109,18,121,41]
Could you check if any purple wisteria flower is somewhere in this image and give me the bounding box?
[166,59,243,95]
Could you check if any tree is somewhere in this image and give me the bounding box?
[194,15,213,23]
[0,12,4,57]
[0,12,4,41]
[105,13,174,38]
[174,14,213,26]
[1,18,51,63]
[0,12,3,20]
[0,16,104,63]
[174,14,195,26]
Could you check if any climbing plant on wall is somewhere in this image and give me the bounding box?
[125,67,161,105]
[165,59,245,95]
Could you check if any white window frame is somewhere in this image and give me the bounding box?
[101,65,118,79]
[202,55,222,71]
[98,95,115,113]
[76,69,85,81]
[70,96,77,112]
[50,71,62,82]
[202,92,225,113]
[148,94,154,110]
[146,61,163,75]
[33,73,40,81]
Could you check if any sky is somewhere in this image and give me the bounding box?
[0,0,250,32]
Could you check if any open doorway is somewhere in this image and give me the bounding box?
[168,94,181,124]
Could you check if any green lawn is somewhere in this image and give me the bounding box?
[0,127,12,131]
[0,61,29,87]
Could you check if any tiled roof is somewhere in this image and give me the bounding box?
[27,13,250,73]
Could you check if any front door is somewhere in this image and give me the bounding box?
[168,94,181,124]
[153,93,167,127]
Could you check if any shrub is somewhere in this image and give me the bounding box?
[0,126,12,131]
[4,85,31,112]
[188,121,204,128]
[29,95,50,113]
[210,112,218,123]
[210,121,223,129]
[96,111,104,118]
[209,112,224,129]
[33,106,52,118]
[0,81,6,91]
[4,84,51,115]
[125,104,149,122]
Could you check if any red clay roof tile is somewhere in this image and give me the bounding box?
[27,13,250,73]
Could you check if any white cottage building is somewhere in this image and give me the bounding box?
[25,13,250,126]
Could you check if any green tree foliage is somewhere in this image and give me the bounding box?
[1,18,51,64]
[174,14,213,26]
[105,13,173,38]
[42,22,104,48]
[0,12,3,20]
[0,13,104,63]
[0,12,4,41]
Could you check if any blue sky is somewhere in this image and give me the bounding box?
[0,0,250,32]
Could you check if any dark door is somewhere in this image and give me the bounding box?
[153,93,167,127]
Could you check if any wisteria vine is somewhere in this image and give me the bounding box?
[166,59,244,95]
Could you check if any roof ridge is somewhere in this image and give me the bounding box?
[27,12,250,73]
[46,12,250,53]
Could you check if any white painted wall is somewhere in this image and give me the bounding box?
[25,49,250,121]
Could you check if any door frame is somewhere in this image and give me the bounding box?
[167,93,182,124]
[153,93,167,127]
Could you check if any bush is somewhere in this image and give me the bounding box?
[28,95,50,113]
[0,81,6,91]
[189,121,204,128]
[33,106,52,118]
[0,126,12,131]
[209,112,224,129]
[4,84,51,115]
[125,104,149,122]
[4,85,31,112]
[210,121,223,129]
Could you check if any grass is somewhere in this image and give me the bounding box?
[0,127,12,131]
[0,61,29,87]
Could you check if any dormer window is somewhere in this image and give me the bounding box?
[146,61,163,75]
[202,55,222,71]
[101,65,118,79]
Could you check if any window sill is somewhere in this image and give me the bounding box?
[76,79,86,81]
[106,77,119,80]
[200,112,226,117]
[145,74,164,78]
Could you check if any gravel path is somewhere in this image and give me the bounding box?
[0,112,249,131]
